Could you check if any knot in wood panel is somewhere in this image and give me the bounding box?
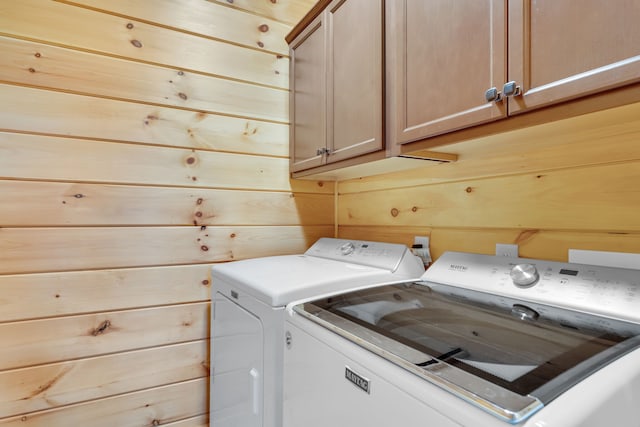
[92,320,111,336]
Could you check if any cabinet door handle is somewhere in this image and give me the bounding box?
[316,148,331,156]
[484,87,502,103]
[503,81,522,97]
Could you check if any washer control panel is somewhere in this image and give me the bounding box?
[422,251,640,324]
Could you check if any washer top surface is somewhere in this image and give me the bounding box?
[211,238,424,307]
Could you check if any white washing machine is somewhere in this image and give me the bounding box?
[209,237,425,427]
[283,251,640,426]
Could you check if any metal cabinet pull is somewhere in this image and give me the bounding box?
[316,147,331,156]
[503,81,522,97]
[484,87,502,103]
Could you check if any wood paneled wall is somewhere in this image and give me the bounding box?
[337,101,640,262]
[0,1,326,425]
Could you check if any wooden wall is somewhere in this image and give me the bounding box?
[0,0,327,425]
[338,101,640,262]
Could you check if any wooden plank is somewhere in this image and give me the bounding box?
[64,0,292,55]
[0,225,334,274]
[162,416,208,427]
[338,101,640,193]
[0,37,288,123]
[338,161,640,232]
[210,0,314,26]
[339,226,640,262]
[0,132,329,193]
[0,181,334,227]
[0,85,289,157]
[0,341,208,418]
[0,378,208,427]
[0,265,211,323]
[0,303,209,370]
[0,0,288,88]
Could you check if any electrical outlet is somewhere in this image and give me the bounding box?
[414,236,429,248]
[496,243,518,257]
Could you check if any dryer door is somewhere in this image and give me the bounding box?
[211,292,263,427]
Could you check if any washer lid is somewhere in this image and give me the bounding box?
[293,282,640,423]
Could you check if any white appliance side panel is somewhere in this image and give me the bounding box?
[212,293,263,427]
[283,318,473,427]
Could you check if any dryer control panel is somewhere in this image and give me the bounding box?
[305,238,415,272]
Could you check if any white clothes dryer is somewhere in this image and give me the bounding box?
[209,237,425,427]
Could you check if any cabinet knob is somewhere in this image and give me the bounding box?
[503,81,522,97]
[484,87,502,103]
[316,147,330,156]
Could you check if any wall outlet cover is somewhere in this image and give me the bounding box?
[496,243,519,257]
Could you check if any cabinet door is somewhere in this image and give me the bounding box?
[326,0,383,163]
[290,15,326,172]
[386,0,507,146]
[508,0,640,114]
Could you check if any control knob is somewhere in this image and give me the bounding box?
[340,242,356,256]
[510,263,539,288]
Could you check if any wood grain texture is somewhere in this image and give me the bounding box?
[0,265,211,322]
[64,0,292,55]
[0,37,288,123]
[0,303,209,370]
[0,341,208,418]
[161,416,208,427]
[0,225,333,274]
[0,132,323,192]
[0,86,289,156]
[0,0,323,424]
[0,181,334,227]
[338,161,640,232]
[211,0,314,26]
[0,0,288,88]
[0,378,208,427]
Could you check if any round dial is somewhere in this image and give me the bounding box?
[340,242,356,256]
[510,263,539,288]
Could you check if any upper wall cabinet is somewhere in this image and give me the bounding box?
[387,0,640,147]
[507,0,640,115]
[386,0,507,146]
[289,0,383,173]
